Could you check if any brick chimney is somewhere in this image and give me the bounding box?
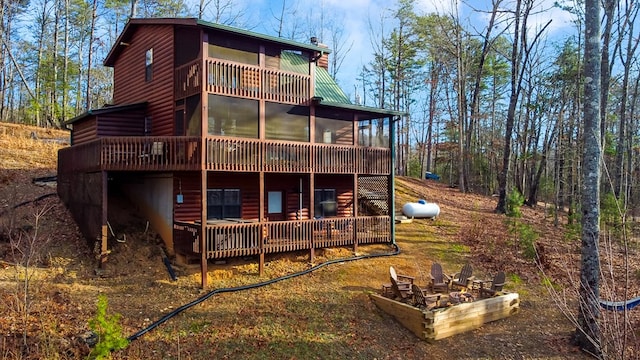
[311,37,329,71]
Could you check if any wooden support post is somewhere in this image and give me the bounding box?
[199,32,209,289]
[309,173,315,263]
[353,173,358,254]
[259,253,264,276]
[259,171,265,276]
[100,171,108,267]
[100,225,108,266]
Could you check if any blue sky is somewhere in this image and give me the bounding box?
[190,0,579,103]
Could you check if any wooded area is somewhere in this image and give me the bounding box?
[1,1,637,214]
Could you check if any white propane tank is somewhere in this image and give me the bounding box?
[401,200,440,218]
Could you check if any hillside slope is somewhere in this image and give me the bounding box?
[0,122,595,359]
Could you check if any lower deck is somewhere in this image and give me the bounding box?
[174,215,391,259]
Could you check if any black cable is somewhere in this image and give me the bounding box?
[126,243,400,342]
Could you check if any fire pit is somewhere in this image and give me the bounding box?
[448,291,475,304]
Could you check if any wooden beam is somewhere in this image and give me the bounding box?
[100,171,108,267]
[200,170,207,288]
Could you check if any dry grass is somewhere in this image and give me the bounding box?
[0,123,68,170]
[0,122,593,359]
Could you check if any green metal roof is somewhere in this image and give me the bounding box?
[66,102,148,124]
[280,51,311,75]
[315,67,351,104]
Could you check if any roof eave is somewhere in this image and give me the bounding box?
[66,102,148,125]
[317,101,406,119]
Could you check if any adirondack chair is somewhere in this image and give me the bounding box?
[451,263,475,291]
[382,266,414,297]
[429,262,450,293]
[478,271,506,297]
[412,284,441,310]
[390,266,415,287]
[390,276,412,302]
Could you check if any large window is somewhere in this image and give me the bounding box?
[358,118,390,147]
[314,189,336,218]
[185,95,201,136]
[208,94,258,138]
[315,108,353,145]
[265,102,309,141]
[207,189,241,220]
[208,36,258,65]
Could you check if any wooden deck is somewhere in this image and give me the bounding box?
[176,58,310,105]
[59,136,391,174]
[173,216,391,259]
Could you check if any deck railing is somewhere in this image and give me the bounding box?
[177,59,311,105]
[58,136,202,173]
[173,216,391,260]
[60,136,391,174]
[205,137,390,175]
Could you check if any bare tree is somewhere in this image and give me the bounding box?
[495,0,551,213]
[572,0,602,354]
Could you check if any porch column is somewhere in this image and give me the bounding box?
[309,174,315,263]
[100,171,108,267]
[199,31,209,289]
[259,171,265,275]
[200,170,207,288]
[389,115,398,245]
[353,173,358,254]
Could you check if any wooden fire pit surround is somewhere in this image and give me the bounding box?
[370,289,520,342]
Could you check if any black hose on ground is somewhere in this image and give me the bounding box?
[0,192,57,217]
[159,247,177,281]
[126,243,400,342]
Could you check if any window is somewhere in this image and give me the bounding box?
[208,39,258,65]
[358,118,389,147]
[145,48,153,82]
[265,102,309,141]
[207,189,241,220]
[314,189,336,218]
[315,108,353,145]
[267,191,283,214]
[208,94,258,138]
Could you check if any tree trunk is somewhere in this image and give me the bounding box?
[85,0,98,110]
[496,0,523,213]
[573,0,601,354]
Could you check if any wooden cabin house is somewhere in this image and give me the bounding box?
[57,18,401,287]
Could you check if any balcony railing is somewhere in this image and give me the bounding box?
[206,137,391,175]
[174,216,391,260]
[58,136,202,173]
[176,59,311,105]
[60,136,391,175]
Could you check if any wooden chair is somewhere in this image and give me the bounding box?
[390,276,412,302]
[451,263,475,291]
[412,284,441,310]
[382,266,414,297]
[429,263,450,293]
[390,266,414,287]
[479,271,506,298]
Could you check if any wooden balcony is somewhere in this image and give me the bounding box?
[176,58,311,105]
[174,216,391,260]
[58,136,201,173]
[206,137,391,175]
[59,136,391,175]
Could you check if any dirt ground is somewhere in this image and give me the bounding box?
[0,163,635,359]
